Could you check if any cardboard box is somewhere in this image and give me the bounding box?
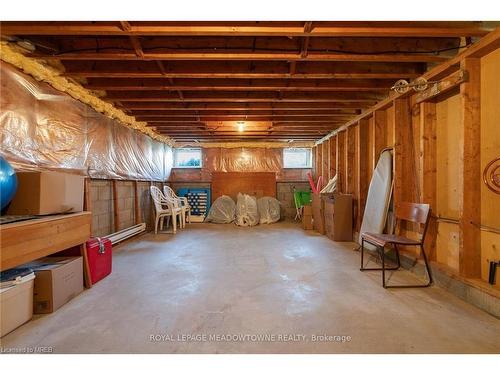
[312,194,325,234]
[302,205,312,216]
[28,257,84,314]
[302,213,313,230]
[0,273,35,337]
[7,171,84,215]
[324,194,353,241]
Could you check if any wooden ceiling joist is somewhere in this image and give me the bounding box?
[138,116,351,122]
[35,51,448,63]
[129,110,359,117]
[120,102,372,110]
[68,71,421,80]
[84,78,396,91]
[2,21,489,141]
[61,60,424,80]
[0,22,489,37]
[105,91,382,102]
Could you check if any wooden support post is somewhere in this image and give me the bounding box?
[111,180,120,232]
[329,136,337,179]
[313,145,319,179]
[459,58,481,278]
[336,131,346,193]
[420,102,438,261]
[322,141,329,184]
[83,178,93,235]
[372,110,387,170]
[316,143,323,182]
[79,243,92,288]
[393,98,416,211]
[346,125,357,195]
[134,180,141,225]
[356,119,369,232]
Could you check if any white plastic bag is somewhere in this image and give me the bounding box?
[257,197,281,224]
[205,195,236,223]
[235,193,259,226]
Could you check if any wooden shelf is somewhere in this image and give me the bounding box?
[1,212,92,287]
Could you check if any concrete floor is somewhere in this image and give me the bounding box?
[1,222,499,354]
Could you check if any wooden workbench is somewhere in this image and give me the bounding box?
[0,212,93,287]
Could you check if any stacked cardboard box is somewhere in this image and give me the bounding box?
[324,194,353,241]
[302,205,313,230]
[311,194,325,234]
[28,257,84,314]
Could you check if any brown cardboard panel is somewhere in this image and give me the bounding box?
[312,194,325,234]
[302,214,313,230]
[323,194,354,242]
[302,205,312,216]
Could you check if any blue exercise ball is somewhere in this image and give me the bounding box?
[0,156,18,211]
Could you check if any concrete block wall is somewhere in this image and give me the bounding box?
[277,182,311,220]
[90,180,113,237]
[115,181,135,231]
[89,179,164,237]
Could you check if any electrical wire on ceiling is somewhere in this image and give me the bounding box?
[47,43,472,56]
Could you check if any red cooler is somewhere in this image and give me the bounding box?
[86,237,112,284]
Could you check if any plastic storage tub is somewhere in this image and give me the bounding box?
[0,268,35,337]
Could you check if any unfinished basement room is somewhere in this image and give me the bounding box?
[0,1,499,372]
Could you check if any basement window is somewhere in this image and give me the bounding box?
[173,148,202,168]
[283,148,312,169]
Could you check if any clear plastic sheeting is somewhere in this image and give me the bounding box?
[205,147,282,173]
[0,62,172,181]
[205,195,236,224]
[257,197,281,224]
[235,193,259,227]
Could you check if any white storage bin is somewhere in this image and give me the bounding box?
[0,271,35,337]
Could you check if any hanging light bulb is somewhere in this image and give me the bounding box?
[237,121,245,132]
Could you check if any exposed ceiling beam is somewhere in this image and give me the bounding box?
[121,102,370,110]
[120,21,145,59]
[300,22,313,58]
[84,78,394,91]
[106,91,383,102]
[138,116,352,122]
[37,51,448,63]
[129,110,359,117]
[94,85,385,92]
[67,71,420,80]
[0,23,489,37]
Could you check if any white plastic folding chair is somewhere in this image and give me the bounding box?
[150,186,182,234]
[163,185,191,227]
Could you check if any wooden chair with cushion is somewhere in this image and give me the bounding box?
[360,202,433,288]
